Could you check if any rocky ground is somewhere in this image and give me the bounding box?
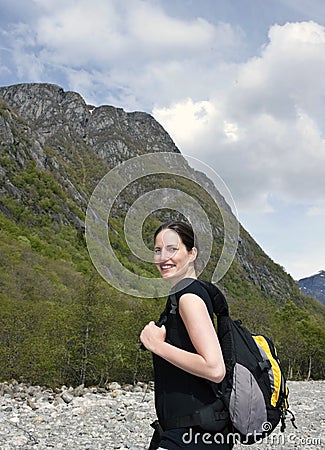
[0,380,324,450]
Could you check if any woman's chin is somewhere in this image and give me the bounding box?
[160,269,177,280]
[161,271,174,279]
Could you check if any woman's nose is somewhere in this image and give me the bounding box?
[159,248,170,261]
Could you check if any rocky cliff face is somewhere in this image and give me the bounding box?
[0,83,179,161]
[0,83,180,226]
[299,271,325,305]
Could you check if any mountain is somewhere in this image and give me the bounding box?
[299,271,325,305]
[0,83,324,386]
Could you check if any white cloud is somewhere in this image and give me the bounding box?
[154,21,325,213]
[307,205,325,216]
[29,0,241,68]
[153,98,219,145]
[0,0,244,109]
[130,5,216,49]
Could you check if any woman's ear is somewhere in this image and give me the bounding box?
[189,246,198,262]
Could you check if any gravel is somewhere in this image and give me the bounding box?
[0,380,324,449]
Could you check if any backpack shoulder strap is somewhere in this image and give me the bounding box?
[198,280,229,317]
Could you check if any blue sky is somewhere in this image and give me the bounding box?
[1,0,324,280]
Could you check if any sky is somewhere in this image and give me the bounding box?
[0,0,324,281]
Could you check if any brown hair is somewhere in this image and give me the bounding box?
[154,220,196,253]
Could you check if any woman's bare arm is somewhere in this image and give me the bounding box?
[140,293,225,383]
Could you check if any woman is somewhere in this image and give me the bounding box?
[140,221,233,449]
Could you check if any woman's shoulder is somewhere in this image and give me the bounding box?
[173,278,210,301]
[172,278,214,318]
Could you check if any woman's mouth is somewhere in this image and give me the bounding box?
[160,264,176,272]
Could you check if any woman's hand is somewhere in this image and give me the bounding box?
[140,321,166,353]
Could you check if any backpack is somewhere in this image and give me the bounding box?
[158,280,296,445]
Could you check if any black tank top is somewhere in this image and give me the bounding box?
[153,278,216,425]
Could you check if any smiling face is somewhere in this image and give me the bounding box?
[154,228,197,284]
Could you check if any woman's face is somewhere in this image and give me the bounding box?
[154,229,196,282]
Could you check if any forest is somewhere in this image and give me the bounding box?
[0,201,324,388]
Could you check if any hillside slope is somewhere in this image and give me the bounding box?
[0,83,324,385]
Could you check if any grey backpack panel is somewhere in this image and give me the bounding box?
[229,363,267,435]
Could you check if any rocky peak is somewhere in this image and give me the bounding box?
[299,270,325,305]
[0,83,179,164]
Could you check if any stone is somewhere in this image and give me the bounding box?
[73,384,85,397]
[61,391,74,404]
[27,398,38,410]
[110,389,121,398]
[108,382,121,391]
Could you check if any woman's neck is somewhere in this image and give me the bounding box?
[169,266,197,287]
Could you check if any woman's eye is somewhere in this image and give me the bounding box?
[154,247,178,255]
